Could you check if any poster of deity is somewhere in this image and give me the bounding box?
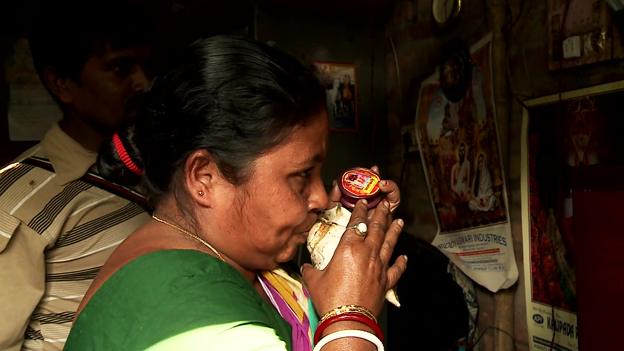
[313,61,358,131]
[415,34,517,292]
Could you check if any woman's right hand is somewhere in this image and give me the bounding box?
[301,199,408,318]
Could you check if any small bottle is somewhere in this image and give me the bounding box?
[338,167,382,209]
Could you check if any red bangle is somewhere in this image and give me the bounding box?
[314,312,384,345]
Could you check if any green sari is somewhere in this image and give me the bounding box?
[65,250,292,350]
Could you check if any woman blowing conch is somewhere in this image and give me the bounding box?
[65,36,407,351]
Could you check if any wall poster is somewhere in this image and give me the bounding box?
[521,80,624,351]
[313,61,358,132]
[414,34,518,292]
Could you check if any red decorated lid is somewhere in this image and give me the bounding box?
[339,167,381,199]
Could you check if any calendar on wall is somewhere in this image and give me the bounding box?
[548,0,624,70]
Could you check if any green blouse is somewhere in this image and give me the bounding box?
[65,250,292,350]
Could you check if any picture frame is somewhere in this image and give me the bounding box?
[313,61,358,132]
[521,80,624,350]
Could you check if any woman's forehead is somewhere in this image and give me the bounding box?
[259,114,328,166]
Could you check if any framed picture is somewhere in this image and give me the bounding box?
[313,61,358,131]
[521,80,624,350]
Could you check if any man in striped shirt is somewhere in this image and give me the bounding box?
[0,1,153,350]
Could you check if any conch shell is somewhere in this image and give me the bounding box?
[307,205,401,307]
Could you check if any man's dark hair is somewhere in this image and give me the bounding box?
[28,0,153,88]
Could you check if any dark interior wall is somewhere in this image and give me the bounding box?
[0,2,38,165]
[385,0,624,350]
[255,5,388,184]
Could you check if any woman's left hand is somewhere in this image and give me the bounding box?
[302,199,407,318]
[328,166,400,214]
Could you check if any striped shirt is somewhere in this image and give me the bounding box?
[0,124,150,351]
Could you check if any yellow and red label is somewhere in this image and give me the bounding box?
[340,168,381,197]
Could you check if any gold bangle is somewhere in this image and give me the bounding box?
[319,304,377,324]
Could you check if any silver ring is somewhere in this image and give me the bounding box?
[348,222,368,236]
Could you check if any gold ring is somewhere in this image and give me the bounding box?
[348,222,368,236]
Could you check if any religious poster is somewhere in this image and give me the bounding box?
[414,34,517,292]
[313,62,358,132]
[521,81,624,351]
[6,38,62,141]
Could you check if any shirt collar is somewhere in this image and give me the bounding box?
[40,123,98,185]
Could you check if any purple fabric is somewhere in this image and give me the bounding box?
[259,276,312,351]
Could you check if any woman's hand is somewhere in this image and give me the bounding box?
[301,199,408,318]
[328,166,400,214]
